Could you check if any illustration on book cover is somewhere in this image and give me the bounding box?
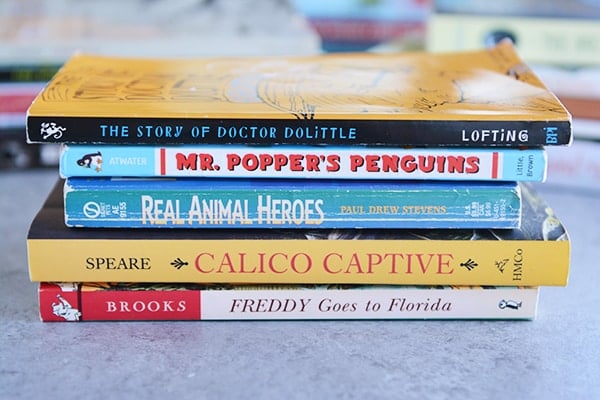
[33,41,566,120]
[27,41,572,146]
[76,151,103,172]
[48,283,81,321]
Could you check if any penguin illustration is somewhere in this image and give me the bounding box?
[77,151,103,172]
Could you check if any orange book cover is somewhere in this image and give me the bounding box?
[26,41,571,147]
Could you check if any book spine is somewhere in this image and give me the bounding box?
[63,178,521,229]
[26,116,572,146]
[27,237,570,286]
[0,64,61,83]
[38,283,539,321]
[1,83,46,129]
[427,13,600,66]
[545,139,600,192]
[59,144,548,181]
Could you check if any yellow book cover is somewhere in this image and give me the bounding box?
[427,13,600,67]
[27,180,570,286]
[26,41,571,147]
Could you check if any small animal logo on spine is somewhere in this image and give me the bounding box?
[498,299,522,310]
[52,294,82,321]
[40,122,66,140]
[77,151,103,172]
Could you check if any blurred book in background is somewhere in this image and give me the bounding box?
[427,0,600,66]
[290,0,431,52]
[0,0,321,170]
[545,139,600,193]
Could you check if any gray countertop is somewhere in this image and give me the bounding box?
[1,169,599,400]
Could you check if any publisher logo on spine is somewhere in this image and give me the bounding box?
[40,122,66,140]
[83,202,102,219]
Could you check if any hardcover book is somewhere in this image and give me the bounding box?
[39,282,539,321]
[26,41,572,147]
[59,144,548,182]
[63,178,522,229]
[27,180,570,286]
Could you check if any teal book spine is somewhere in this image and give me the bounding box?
[59,144,547,181]
[63,178,522,229]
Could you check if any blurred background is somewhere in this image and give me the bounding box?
[1,0,599,191]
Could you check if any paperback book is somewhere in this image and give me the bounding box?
[39,282,539,322]
[26,41,572,147]
[59,144,548,181]
[27,180,570,286]
[63,178,522,229]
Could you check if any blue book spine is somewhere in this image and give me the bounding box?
[59,144,547,181]
[63,178,522,229]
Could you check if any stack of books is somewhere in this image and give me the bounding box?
[25,40,572,321]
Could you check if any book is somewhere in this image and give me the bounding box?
[289,0,429,52]
[0,82,45,129]
[0,128,42,169]
[0,63,61,84]
[59,144,548,181]
[63,178,522,229]
[572,119,600,142]
[545,139,600,192]
[431,0,600,18]
[27,179,570,286]
[39,282,539,321]
[26,41,572,147]
[426,13,600,67]
[533,65,600,124]
[0,82,59,169]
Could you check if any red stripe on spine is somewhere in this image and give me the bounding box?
[492,152,499,179]
[160,148,166,175]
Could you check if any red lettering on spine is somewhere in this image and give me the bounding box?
[349,155,364,172]
[381,155,399,172]
[226,154,241,170]
[175,152,197,171]
[326,154,340,172]
[418,156,435,173]
[259,154,274,171]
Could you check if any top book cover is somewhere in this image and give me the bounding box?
[26,40,572,147]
